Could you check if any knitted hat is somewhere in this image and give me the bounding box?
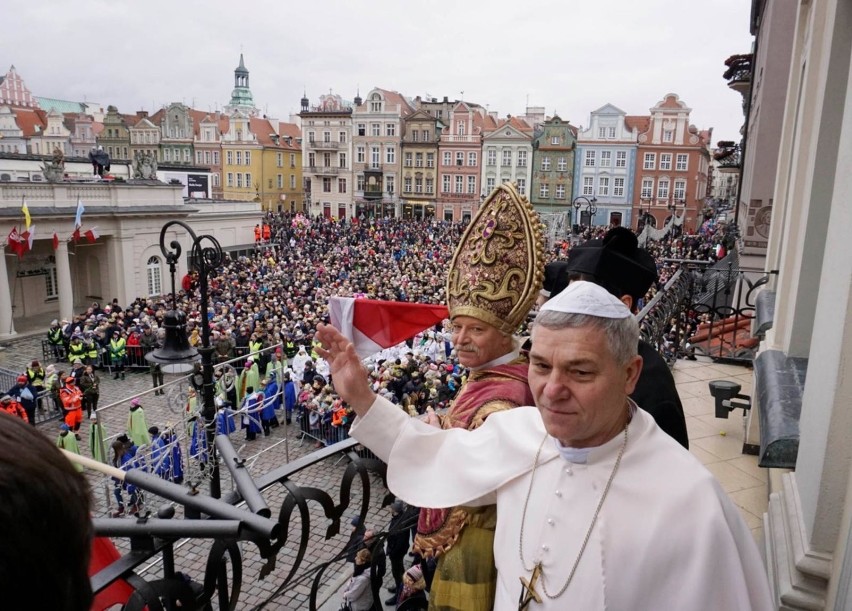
[446,183,544,334]
[405,565,423,582]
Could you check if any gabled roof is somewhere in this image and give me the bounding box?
[404,108,438,123]
[130,116,158,130]
[590,103,627,116]
[625,115,650,134]
[12,107,47,137]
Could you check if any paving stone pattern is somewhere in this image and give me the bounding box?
[0,333,394,610]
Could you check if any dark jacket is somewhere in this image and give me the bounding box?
[631,340,689,449]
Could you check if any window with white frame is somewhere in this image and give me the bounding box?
[598,127,606,138]
[443,175,451,192]
[357,175,365,191]
[426,177,433,193]
[404,177,413,193]
[338,178,347,193]
[598,176,610,196]
[276,153,283,168]
[339,152,347,168]
[323,131,331,143]
[660,153,672,170]
[585,150,596,167]
[673,179,686,199]
[454,175,463,193]
[415,176,423,193]
[583,176,594,196]
[643,153,656,170]
[486,177,496,191]
[608,127,616,138]
[357,123,366,136]
[213,174,220,187]
[227,172,234,187]
[502,150,512,167]
[663,129,674,142]
[371,123,380,136]
[517,178,526,195]
[541,157,551,171]
[443,151,452,166]
[404,152,413,167]
[555,184,565,199]
[467,175,476,194]
[277,174,284,188]
[487,148,496,166]
[213,151,220,165]
[412,130,419,142]
[551,135,560,145]
[613,177,625,197]
[289,174,295,189]
[386,146,395,164]
[556,157,566,171]
[45,257,58,298]
[517,150,527,167]
[386,123,395,136]
[540,183,549,198]
[237,151,243,165]
[371,147,380,167]
[641,177,653,198]
[657,178,670,199]
[385,176,394,194]
[456,152,464,166]
[676,154,688,171]
[468,152,477,166]
[289,153,295,167]
[245,173,252,188]
[600,150,611,167]
[147,256,162,297]
[339,131,347,143]
[616,151,626,168]
[413,152,422,167]
[308,131,315,143]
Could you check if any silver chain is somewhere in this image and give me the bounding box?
[518,421,629,600]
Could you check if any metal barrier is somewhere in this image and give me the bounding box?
[295,404,353,447]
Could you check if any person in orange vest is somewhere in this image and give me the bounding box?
[254,224,262,244]
[0,394,28,423]
[262,223,271,242]
[59,376,84,437]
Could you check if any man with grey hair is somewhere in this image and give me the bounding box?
[315,281,772,611]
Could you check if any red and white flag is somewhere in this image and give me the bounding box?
[328,297,449,360]
[21,225,35,251]
[84,226,100,243]
[6,226,25,258]
[52,232,59,250]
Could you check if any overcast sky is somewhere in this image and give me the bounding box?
[2,0,753,142]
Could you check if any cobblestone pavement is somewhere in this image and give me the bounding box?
[0,333,395,610]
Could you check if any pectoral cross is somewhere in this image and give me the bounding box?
[518,563,543,610]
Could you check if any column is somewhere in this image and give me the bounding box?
[55,240,74,322]
[0,251,16,338]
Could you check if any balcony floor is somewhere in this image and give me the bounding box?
[672,358,766,543]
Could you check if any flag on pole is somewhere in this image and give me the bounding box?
[52,232,59,250]
[71,227,80,243]
[21,196,31,230]
[6,226,25,258]
[74,196,85,228]
[328,297,449,360]
[84,227,99,243]
[21,225,34,252]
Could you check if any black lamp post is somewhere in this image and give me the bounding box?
[572,195,598,231]
[146,220,224,498]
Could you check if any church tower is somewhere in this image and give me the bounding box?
[224,53,258,116]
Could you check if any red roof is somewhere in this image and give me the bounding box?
[12,107,46,137]
[625,115,650,134]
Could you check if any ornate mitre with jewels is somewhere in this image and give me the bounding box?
[446,182,544,333]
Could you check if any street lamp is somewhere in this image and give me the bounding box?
[572,196,598,232]
[146,220,224,498]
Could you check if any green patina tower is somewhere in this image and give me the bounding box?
[225,53,258,117]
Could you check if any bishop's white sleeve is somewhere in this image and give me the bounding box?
[351,396,546,509]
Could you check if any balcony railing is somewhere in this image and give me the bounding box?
[441,134,477,143]
[307,166,340,175]
[309,140,341,150]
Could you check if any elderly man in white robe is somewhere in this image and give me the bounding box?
[315,281,773,611]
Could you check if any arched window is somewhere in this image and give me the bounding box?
[146,256,162,297]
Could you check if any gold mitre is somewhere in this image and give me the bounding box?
[446,183,544,334]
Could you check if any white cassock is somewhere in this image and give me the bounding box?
[351,397,773,611]
[292,351,310,379]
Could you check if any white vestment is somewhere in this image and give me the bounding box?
[351,397,773,611]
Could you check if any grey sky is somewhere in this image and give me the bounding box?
[2,0,753,142]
